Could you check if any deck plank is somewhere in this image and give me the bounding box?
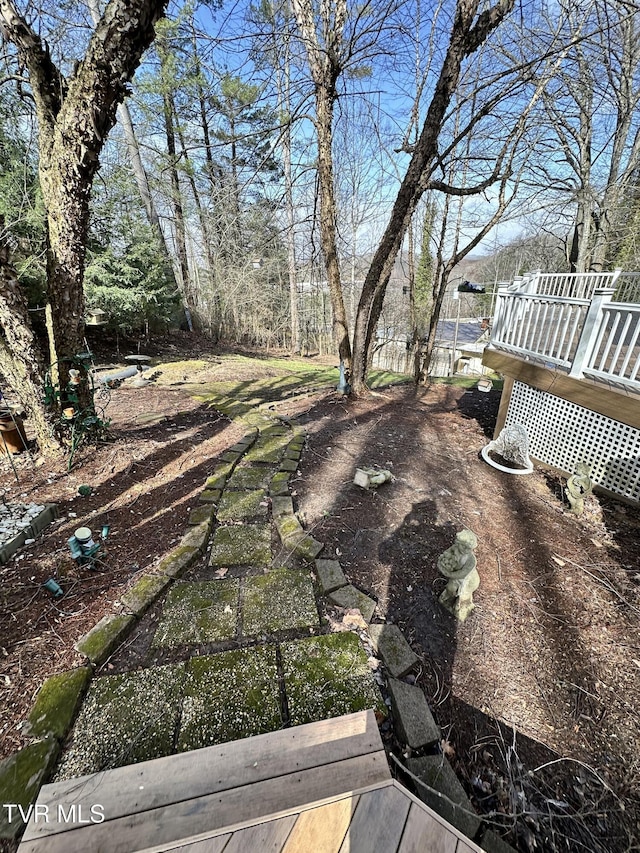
[160,834,231,852]
[221,815,297,853]
[338,784,410,853]
[19,752,388,853]
[397,802,457,853]
[21,710,386,845]
[281,795,358,853]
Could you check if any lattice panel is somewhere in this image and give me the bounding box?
[506,381,640,501]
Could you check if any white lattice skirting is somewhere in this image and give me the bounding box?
[505,381,640,502]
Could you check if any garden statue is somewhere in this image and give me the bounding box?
[481,423,533,474]
[353,467,393,489]
[565,463,592,515]
[438,529,480,622]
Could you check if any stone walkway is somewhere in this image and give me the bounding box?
[2,394,514,852]
[28,406,385,786]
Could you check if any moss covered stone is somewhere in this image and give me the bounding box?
[75,614,136,666]
[269,472,290,496]
[199,488,222,504]
[217,489,268,522]
[328,585,377,622]
[158,544,199,578]
[226,466,274,491]
[294,535,324,562]
[367,623,419,678]
[315,559,347,594]
[279,458,298,473]
[209,525,272,567]
[275,514,304,542]
[0,739,59,839]
[281,633,385,727]
[188,504,216,527]
[178,647,281,751]
[405,755,481,839]
[180,520,210,552]
[244,435,289,463]
[121,573,172,616]
[242,568,319,635]
[204,475,227,492]
[271,496,294,517]
[54,665,185,781]
[260,425,289,436]
[26,667,92,740]
[153,580,239,647]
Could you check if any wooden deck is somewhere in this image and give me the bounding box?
[18,711,482,853]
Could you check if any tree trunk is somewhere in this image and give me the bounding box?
[0,0,169,439]
[316,86,351,368]
[0,228,60,453]
[350,0,514,394]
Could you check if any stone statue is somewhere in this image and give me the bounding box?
[565,463,592,515]
[438,529,480,622]
[481,423,533,473]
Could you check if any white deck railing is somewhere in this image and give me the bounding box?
[489,278,640,393]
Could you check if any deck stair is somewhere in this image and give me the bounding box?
[18,710,481,853]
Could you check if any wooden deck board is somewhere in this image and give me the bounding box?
[18,712,488,853]
[23,710,383,841]
[218,815,297,853]
[20,753,387,853]
[337,785,410,853]
[397,802,457,853]
[281,795,357,853]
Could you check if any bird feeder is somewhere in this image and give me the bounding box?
[87,308,108,326]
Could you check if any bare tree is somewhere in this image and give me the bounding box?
[0,0,168,389]
[349,0,515,393]
[539,2,640,272]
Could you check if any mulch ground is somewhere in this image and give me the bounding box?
[1,351,639,852]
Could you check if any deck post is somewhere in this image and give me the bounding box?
[490,285,509,344]
[569,287,615,378]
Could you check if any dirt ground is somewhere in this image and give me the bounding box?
[1,343,639,852]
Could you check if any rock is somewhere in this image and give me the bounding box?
[25,668,92,740]
[387,678,440,748]
[328,585,377,622]
[315,559,347,594]
[367,623,419,678]
[0,740,59,840]
[406,755,481,839]
[75,614,136,666]
[481,829,518,852]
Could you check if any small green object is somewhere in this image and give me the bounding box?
[78,485,93,496]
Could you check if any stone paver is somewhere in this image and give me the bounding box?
[209,524,272,567]
[367,623,419,678]
[242,567,319,635]
[269,472,291,495]
[387,677,440,748]
[226,466,274,490]
[216,489,268,521]
[178,647,281,750]
[315,558,347,594]
[328,584,377,622]
[281,632,385,727]
[25,667,92,740]
[271,495,294,517]
[54,664,186,780]
[75,613,136,665]
[0,740,59,840]
[153,580,239,646]
[406,755,481,839]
